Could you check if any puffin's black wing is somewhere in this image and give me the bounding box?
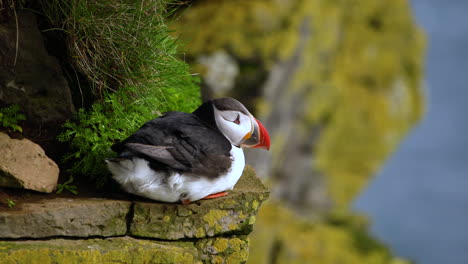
[111,111,232,178]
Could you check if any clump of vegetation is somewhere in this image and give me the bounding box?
[40,0,201,186]
[56,176,79,195]
[6,198,16,208]
[41,0,187,96]
[0,105,26,132]
[58,84,199,186]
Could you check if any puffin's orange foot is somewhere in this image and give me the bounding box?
[202,191,229,200]
[181,199,191,205]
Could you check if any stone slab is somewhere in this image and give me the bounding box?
[0,166,269,241]
[0,198,131,239]
[129,166,269,240]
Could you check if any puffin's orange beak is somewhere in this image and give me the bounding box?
[241,118,270,150]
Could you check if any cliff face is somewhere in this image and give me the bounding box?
[171,0,424,262]
[0,167,268,264]
[172,0,424,213]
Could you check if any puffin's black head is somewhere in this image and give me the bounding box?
[193,97,270,150]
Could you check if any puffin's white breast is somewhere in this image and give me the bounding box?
[106,145,245,203]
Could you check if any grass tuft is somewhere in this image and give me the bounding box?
[0,105,26,132]
[41,0,201,186]
[41,0,186,97]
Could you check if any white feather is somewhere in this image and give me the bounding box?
[213,108,252,146]
[106,145,245,203]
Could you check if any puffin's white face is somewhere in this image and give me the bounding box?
[213,107,254,147]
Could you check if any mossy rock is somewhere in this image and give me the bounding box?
[0,237,201,264]
[130,166,269,240]
[196,236,250,264]
[0,166,268,241]
[0,167,268,264]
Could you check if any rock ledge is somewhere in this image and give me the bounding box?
[0,166,268,263]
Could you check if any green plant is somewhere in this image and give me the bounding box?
[48,0,201,186]
[6,198,16,208]
[56,176,79,195]
[0,105,26,132]
[58,83,199,187]
[41,0,187,97]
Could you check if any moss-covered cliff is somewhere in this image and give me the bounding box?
[171,0,425,262]
[172,0,424,209]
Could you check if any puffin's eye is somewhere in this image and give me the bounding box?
[233,114,240,125]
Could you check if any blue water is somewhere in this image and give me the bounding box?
[353,1,468,264]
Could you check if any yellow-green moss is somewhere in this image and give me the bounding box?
[171,0,301,64]
[252,200,260,210]
[203,209,229,228]
[196,227,206,237]
[196,237,250,264]
[0,237,199,264]
[248,203,410,264]
[214,238,230,252]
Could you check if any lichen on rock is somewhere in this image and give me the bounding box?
[0,237,200,264]
[129,166,269,240]
[196,237,250,264]
[0,167,269,264]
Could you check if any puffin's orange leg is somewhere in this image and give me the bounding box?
[181,191,229,204]
[202,191,229,200]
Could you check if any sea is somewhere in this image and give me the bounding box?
[353,0,468,264]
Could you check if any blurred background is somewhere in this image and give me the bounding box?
[171,0,466,263]
[354,0,468,264]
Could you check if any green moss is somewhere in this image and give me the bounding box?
[203,209,229,231]
[248,203,411,264]
[252,200,259,210]
[0,237,200,264]
[0,105,26,132]
[196,227,206,237]
[196,237,249,264]
[42,0,201,185]
[214,238,229,252]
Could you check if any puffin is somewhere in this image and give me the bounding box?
[106,97,270,204]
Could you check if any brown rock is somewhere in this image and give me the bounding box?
[0,132,59,193]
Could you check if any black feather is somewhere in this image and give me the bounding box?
[111,110,232,179]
